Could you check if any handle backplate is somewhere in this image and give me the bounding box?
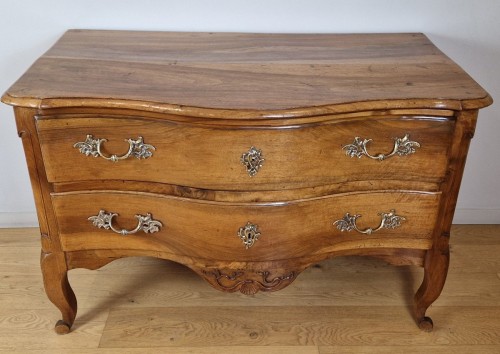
[88,209,163,236]
[74,135,155,162]
[342,134,420,161]
[333,209,405,235]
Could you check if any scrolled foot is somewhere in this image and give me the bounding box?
[413,246,449,332]
[417,316,434,332]
[41,251,77,334]
[55,319,71,334]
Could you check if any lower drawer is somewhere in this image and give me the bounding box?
[51,191,440,261]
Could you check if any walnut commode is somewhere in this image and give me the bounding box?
[1,30,492,334]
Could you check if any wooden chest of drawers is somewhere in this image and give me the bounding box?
[1,30,492,334]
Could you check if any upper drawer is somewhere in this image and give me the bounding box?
[36,115,454,190]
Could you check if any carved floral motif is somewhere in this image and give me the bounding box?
[200,268,297,295]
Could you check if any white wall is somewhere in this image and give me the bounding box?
[1,0,499,226]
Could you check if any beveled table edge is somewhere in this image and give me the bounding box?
[0,94,494,120]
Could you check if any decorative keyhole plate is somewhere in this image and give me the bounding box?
[238,222,261,249]
[241,146,264,176]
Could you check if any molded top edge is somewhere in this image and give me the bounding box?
[1,30,493,118]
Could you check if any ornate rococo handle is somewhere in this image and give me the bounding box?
[88,210,163,236]
[74,134,155,162]
[333,209,405,235]
[342,134,420,161]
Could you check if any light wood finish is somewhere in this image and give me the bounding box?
[37,115,453,189]
[52,191,439,258]
[0,226,499,353]
[1,31,492,116]
[1,31,493,334]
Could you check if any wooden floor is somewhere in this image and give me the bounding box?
[0,225,499,353]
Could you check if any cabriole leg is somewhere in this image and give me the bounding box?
[414,246,450,331]
[40,251,77,334]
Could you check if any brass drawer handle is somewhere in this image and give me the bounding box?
[238,222,261,249]
[241,146,264,176]
[342,134,420,160]
[88,209,163,236]
[333,209,405,235]
[74,134,155,162]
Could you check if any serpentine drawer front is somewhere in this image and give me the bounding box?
[51,191,440,259]
[37,115,453,189]
[1,30,492,334]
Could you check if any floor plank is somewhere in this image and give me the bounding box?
[319,345,500,354]
[0,347,319,354]
[71,257,499,309]
[99,306,500,347]
[0,228,41,247]
[450,225,500,245]
[0,247,40,274]
[0,225,499,353]
[0,308,107,351]
[449,244,500,272]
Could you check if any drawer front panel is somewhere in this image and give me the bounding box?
[38,116,453,190]
[52,191,440,261]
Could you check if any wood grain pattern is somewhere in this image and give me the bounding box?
[100,306,500,347]
[1,31,492,118]
[0,31,493,334]
[40,251,77,334]
[319,346,500,354]
[0,308,107,351]
[414,110,479,330]
[1,226,499,352]
[70,259,500,309]
[37,114,453,189]
[51,191,439,262]
[51,179,441,203]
